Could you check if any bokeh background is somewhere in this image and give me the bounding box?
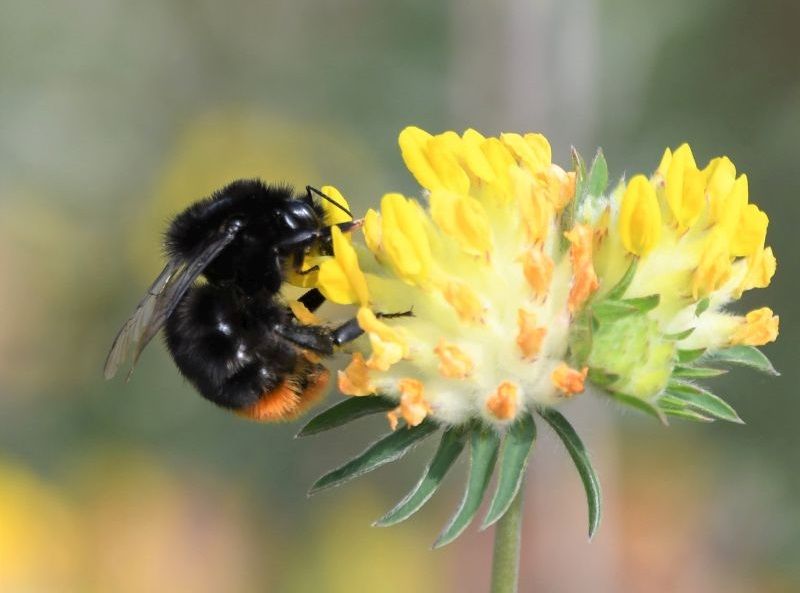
[1,0,797,591]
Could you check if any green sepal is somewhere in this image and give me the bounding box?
[703,345,779,376]
[585,149,609,198]
[482,413,537,529]
[665,380,743,424]
[677,348,706,363]
[672,365,727,379]
[374,427,467,527]
[665,328,695,341]
[296,395,396,437]
[592,294,659,322]
[538,408,602,539]
[604,258,638,300]
[658,395,715,422]
[309,421,439,495]
[605,391,667,425]
[695,297,711,316]
[433,427,500,548]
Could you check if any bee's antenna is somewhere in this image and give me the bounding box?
[306,185,352,218]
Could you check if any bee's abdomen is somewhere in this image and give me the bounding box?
[164,284,296,410]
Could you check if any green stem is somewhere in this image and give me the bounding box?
[489,485,524,593]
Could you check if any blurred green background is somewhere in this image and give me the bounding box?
[0,0,797,591]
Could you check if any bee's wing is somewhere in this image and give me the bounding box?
[103,226,240,380]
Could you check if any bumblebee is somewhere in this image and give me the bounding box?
[104,180,369,421]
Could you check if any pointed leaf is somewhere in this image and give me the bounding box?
[677,348,706,363]
[703,345,779,376]
[433,427,500,548]
[665,328,695,341]
[374,427,467,527]
[605,391,667,425]
[672,365,727,379]
[482,413,537,529]
[309,421,438,494]
[604,258,638,300]
[585,149,609,197]
[659,404,715,423]
[297,395,396,437]
[695,297,711,316]
[593,294,659,322]
[666,380,743,424]
[538,408,602,539]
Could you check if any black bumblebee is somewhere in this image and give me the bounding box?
[104,179,370,421]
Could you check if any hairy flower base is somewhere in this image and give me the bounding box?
[297,128,780,546]
[302,128,777,431]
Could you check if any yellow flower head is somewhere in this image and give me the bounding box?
[310,128,778,430]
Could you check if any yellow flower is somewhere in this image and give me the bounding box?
[619,175,662,256]
[730,307,779,346]
[311,128,778,429]
[664,143,706,232]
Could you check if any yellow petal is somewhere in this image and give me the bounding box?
[730,307,779,346]
[442,281,485,324]
[316,226,369,305]
[692,229,732,300]
[381,193,433,284]
[429,190,492,257]
[481,137,516,198]
[319,185,352,225]
[516,309,547,359]
[521,246,554,298]
[357,307,409,371]
[715,174,748,238]
[737,246,776,296]
[535,164,575,211]
[362,208,382,255]
[337,353,376,396]
[516,167,553,244]
[387,379,431,429]
[461,128,495,182]
[665,143,705,231]
[565,224,599,313]
[486,380,520,421]
[501,132,551,175]
[619,175,662,256]
[434,339,474,379]
[398,126,441,191]
[655,147,673,181]
[704,157,737,226]
[730,204,768,257]
[551,363,588,396]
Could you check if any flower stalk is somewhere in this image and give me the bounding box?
[490,485,524,593]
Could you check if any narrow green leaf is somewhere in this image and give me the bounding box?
[604,258,638,300]
[593,294,659,322]
[482,413,537,529]
[672,365,727,379]
[374,427,467,527]
[677,348,706,363]
[665,328,695,341]
[309,421,438,494]
[585,149,609,197]
[660,406,715,423]
[703,345,779,376]
[433,428,500,548]
[666,380,743,424]
[538,408,602,539]
[297,395,396,437]
[695,297,710,316]
[605,391,667,425]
